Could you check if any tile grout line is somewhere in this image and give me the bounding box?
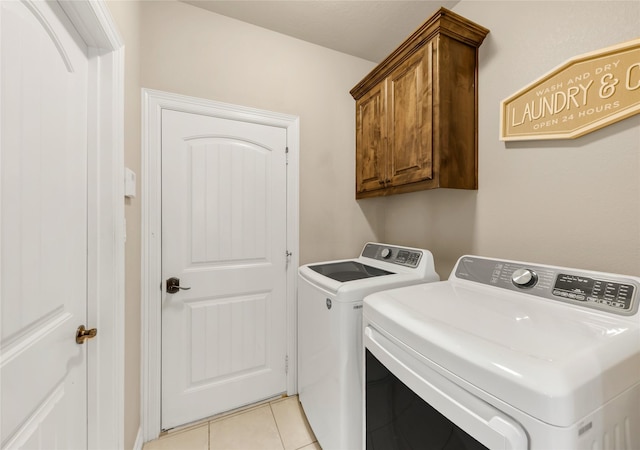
[270,397,319,450]
[269,401,287,450]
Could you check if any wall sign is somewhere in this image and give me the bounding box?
[500,38,640,141]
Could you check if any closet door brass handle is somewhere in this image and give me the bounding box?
[76,325,98,344]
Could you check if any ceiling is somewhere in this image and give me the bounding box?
[180,1,459,62]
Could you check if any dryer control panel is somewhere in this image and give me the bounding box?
[454,256,639,316]
[361,243,423,268]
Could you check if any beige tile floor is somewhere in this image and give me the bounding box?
[143,396,321,450]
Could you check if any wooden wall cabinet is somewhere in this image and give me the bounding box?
[350,8,489,198]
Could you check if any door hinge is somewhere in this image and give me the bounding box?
[285,355,289,374]
[286,250,292,258]
[285,146,289,165]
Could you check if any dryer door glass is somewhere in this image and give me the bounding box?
[366,349,487,450]
[364,324,528,450]
[309,261,393,282]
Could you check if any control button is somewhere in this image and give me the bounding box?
[511,268,538,289]
[381,248,392,259]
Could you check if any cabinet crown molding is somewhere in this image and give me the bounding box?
[350,7,489,100]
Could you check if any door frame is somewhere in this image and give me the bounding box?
[1,1,125,448]
[141,89,299,440]
[58,2,125,448]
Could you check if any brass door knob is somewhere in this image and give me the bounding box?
[76,325,98,344]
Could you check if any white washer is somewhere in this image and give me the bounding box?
[298,242,440,450]
[364,255,640,449]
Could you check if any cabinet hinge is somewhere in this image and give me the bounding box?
[285,355,289,374]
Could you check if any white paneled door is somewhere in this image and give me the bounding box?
[161,109,288,429]
[1,1,91,448]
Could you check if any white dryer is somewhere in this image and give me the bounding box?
[364,255,640,449]
[298,243,440,450]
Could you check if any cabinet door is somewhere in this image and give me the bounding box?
[355,81,386,195]
[387,42,433,187]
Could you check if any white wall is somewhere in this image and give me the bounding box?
[383,1,640,278]
[139,0,382,265]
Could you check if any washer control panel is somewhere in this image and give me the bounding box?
[553,274,634,310]
[361,243,422,268]
[454,256,639,316]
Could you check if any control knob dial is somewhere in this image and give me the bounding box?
[511,268,538,288]
[380,248,392,259]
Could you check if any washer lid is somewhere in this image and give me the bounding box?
[308,261,393,282]
[363,281,640,427]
